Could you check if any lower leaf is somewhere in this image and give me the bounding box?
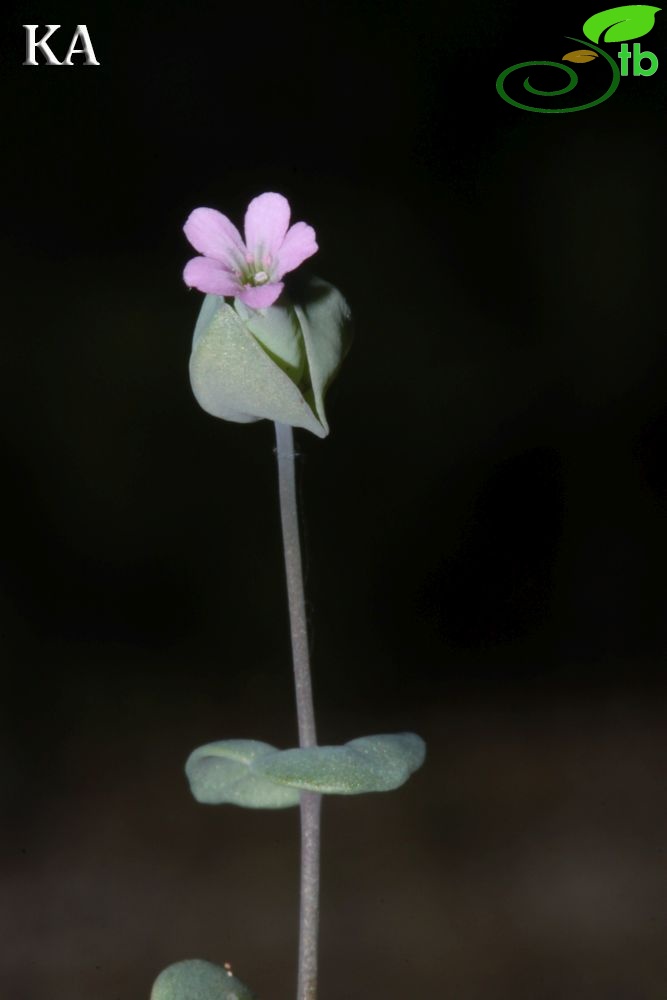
[186,733,426,807]
[151,959,257,1000]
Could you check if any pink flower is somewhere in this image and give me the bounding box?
[183,192,318,309]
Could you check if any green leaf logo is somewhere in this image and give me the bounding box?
[583,5,661,43]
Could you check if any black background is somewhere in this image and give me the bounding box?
[1,1,666,998]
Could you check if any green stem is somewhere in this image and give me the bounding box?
[274,422,322,1000]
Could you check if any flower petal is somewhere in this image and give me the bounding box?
[237,281,285,309]
[184,208,245,269]
[244,193,291,262]
[274,222,318,279]
[184,257,240,297]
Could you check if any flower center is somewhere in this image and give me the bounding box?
[237,255,273,288]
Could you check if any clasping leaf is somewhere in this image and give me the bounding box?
[186,740,301,809]
[189,277,352,438]
[186,734,426,809]
[256,733,426,795]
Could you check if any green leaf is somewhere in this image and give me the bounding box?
[233,298,307,386]
[256,733,426,794]
[189,296,324,437]
[151,959,257,1000]
[188,277,352,438]
[186,734,426,808]
[186,740,301,809]
[583,5,660,42]
[293,277,354,434]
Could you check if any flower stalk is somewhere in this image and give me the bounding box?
[155,192,424,1000]
[274,421,322,1000]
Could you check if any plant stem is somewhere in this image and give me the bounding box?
[274,421,322,1000]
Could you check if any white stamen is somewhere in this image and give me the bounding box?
[254,270,269,285]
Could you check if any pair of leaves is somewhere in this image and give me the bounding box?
[152,960,255,1000]
[582,4,660,43]
[156,735,425,997]
[186,733,426,809]
[189,277,352,438]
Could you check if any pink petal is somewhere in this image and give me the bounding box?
[237,281,284,309]
[244,193,291,261]
[274,222,318,279]
[183,256,240,297]
[184,208,245,269]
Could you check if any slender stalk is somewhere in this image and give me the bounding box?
[274,421,322,1000]
[296,792,322,1000]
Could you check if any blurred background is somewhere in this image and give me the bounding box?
[1,0,666,997]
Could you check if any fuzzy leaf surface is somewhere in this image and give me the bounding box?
[151,959,257,1000]
[256,733,426,794]
[186,740,301,809]
[186,734,426,808]
[188,277,351,437]
[189,296,324,435]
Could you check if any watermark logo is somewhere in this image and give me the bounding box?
[496,4,660,112]
[23,25,100,66]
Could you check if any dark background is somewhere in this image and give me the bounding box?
[1,1,666,997]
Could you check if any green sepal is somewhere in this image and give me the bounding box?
[150,959,257,1000]
[186,734,425,808]
[189,277,352,437]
